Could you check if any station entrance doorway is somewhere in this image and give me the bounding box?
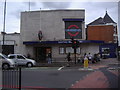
[35,47,51,63]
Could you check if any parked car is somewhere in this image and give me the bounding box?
[0,53,16,69]
[8,54,36,67]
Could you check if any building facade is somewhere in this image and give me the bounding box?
[20,9,104,62]
[0,32,20,55]
[87,12,117,43]
[87,11,118,58]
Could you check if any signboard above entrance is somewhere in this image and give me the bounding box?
[23,40,104,45]
[63,19,84,39]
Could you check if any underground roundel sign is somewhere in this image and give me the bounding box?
[65,23,82,39]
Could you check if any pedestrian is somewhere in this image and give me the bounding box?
[47,52,52,64]
[92,54,97,63]
[88,53,92,61]
[84,53,88,58]
[27,53,31,58]
[66,52,71,66]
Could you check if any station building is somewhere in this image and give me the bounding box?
[20,9,104,63]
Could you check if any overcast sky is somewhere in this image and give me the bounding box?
[0,0,119,33]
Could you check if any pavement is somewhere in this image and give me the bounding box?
[70,58,120,89]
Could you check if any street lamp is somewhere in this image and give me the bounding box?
[2,0,7,54]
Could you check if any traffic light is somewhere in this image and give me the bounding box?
[75,40,79,48]
[71,38,75,48]
[71,38,79,49]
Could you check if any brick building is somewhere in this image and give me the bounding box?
[87,11,118,58]
[87,11,117,43]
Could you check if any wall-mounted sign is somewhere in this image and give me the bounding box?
[64,21,82,39]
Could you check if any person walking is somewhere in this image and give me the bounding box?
[88,53,93,62]
[47,52,52,64]
[84,53,88,58]
[66,52,71,66]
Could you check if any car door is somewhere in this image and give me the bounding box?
[8,55,17,65]
[17,55,27,65]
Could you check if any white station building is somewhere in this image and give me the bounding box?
[20,9,104,63]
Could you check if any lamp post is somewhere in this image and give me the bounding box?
[2,0,7,54]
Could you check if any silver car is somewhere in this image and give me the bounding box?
[0,53,16,69]
[8,54,36,67]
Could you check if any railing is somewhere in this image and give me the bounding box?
[2,68,21,90]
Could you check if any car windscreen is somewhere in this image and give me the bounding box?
[1,54,8,59]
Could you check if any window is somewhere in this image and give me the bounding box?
[9,56,15,59]
[102,48,110,56]
[66,47,74,54]
[66,47,81,54]
[76,47,81,54]
[0,56,4,59]
[59,47,65,54]
[0,55,6,59]
[59,47,81,54]
[17,55,25,59]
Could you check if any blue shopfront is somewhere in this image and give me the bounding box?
[99,43,118,58]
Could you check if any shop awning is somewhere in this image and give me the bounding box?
[23,40,104,45]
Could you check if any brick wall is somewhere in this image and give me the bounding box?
[87,25,114,43]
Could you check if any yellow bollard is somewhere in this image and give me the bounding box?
[84,57,89,68]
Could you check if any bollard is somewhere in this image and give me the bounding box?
[84,57,89,68]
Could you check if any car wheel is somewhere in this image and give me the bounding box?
[26,63,33,67]
[2,63,10,70]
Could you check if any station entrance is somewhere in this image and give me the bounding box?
[35,47,51,63]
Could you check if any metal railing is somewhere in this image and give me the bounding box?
[2,68,21,90]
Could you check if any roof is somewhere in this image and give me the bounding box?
[22,9,85,13]
[103,12,115,24]
[88,17,105,25]
[88,11,116,26]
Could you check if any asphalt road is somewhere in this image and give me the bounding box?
[21,68,92,89]
[2,63,119,89]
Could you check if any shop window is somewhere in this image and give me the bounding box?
[66,47,81,54]
[66,47,74,54]
[102,48,110,56]
[76,47,81,54]
[59,47,81,54]
[59,47,65,54]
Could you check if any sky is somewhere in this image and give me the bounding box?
[0,0,119,33]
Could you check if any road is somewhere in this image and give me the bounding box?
[21,67,93,89]
[2,58,120,89]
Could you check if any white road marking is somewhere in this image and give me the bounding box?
[58,66,64,70]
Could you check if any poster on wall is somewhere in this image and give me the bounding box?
[65,21,82,39]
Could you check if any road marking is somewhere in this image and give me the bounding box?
[78,68,93,71]
[58,66,64,70]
